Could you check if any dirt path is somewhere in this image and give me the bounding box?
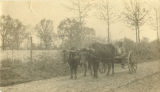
[112,71,160,92]
[1,60,160,92]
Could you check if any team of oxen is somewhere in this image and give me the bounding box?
[62,42,123,79]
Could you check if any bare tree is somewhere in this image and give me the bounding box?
[96,0,117,43]
[147,0,160,42]
[65,0,94,25]
[35,19,55,49]
[154,8,160,42]
[123,0,148,43]
[64,0,94,47]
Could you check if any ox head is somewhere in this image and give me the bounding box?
[62,49,70,63]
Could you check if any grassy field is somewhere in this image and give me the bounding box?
[0,50,61,63]
[0,50,71,86]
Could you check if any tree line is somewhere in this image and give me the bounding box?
[0,16,95,50]
[0,0,159,50]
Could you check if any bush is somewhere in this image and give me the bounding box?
[25,52,70,78]
[1,58,13,67]
[150,41,160,59]
[116,38,158,62]
[133,41,152,60]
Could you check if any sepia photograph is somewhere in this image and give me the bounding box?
[0,0,160,92]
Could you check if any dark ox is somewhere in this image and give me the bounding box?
[62,43,116,79]
[78,43,116,78]
[89,43,117,77]
[62,50,80,79]
[79,48,94,77]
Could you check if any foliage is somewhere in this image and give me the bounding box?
[10,19,28,49]
[0,15,28,50]
[35,19,55,49]
[58,18,82,49]
[133,38,152,60]
[115,38,135,53]
[58,18,96,49]
[0,51,70,86]
[81,27,96,47]
[0,15,13,50]
[1,58,22,68]
[27,53,69,74]
[150,40,160,59]
[115,38,160,62]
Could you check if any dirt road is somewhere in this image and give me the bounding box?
[1,60,160,92]
[113,70,160,92]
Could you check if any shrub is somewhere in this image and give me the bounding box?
[116,38,156,62]
[1,58,13,67]
[25,52,69,77]
[150,41,160,59]
[1,58,22,68]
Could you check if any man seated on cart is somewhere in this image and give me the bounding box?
[115,42,127,68]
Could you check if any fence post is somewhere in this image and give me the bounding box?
[30,36,32,62]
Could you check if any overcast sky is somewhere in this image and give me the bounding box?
[0,0,159,43]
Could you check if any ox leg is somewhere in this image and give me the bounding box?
[74,67,77,79]
[88,62,93,76]
[107,63,111,76]
[95,62,99,78]
[74,64,78,79]
[93,61,99,78]
[102,62,107,73]
[93,63,96,78]
[104,63,107,73]
[70,66,73,79]
[111,62,114,75]
[90,65,93,76]
[84,64,87,76]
